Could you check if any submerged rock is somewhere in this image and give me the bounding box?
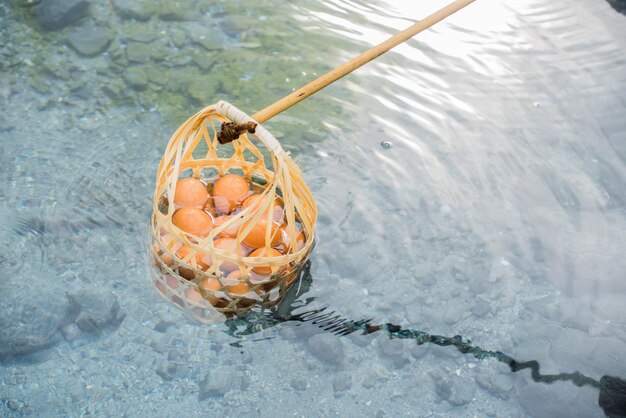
[111,0,151,21]
[67,288,124,333]
[333,373,352,396]
[124,67,149,90]
[198,366,243,400]
[35,0,89,31]
[307,333,345,366]
[67,25,111,57]
[0,286,67,359]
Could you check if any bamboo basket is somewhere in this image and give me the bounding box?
[149,101,317,321]
[148,0,476,322]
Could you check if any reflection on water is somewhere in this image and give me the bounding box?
[1,0,625,416]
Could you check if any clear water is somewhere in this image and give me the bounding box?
[1,0,625,416]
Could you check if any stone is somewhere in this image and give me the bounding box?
[6,399,27,412]
[35,0,89,31]
[187,77,220,104]
[472,298,492,317]
[68,288,124,333]
[435,378,452,401]
[219,15,247,37]
[157,1,196,21]
[377,338,409,369]
[156,361,178,381]
[0,289,66,358]
[290,377,307,391]
[124,67,149,90]
[307,333,345,366]
[186,24,224,51]
[0,113,15,132]
[333,373,352,396]
[169,29,186,48]
[60,323,81,341]
[442,297,474,325]
[111,0,151,21]
[126,42,151,64]
[517,381,599,418]
[198,366,242,400]
[448,381,474,406]
[192,52,217,71]
[67,25,111,57]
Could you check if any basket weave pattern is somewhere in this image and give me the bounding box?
[149,102,316,320]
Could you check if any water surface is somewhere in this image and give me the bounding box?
[1,0,625,416]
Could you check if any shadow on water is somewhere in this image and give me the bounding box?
[607,0,626,14]
[224,262,626,417]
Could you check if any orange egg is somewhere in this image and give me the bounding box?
[212,174,250,213]
[213,215,238,238]
[176,245,211,270]
[165,274,180,289]
[172,207,214,237]
[279,225,306,252]
[203,197,217,217]
[174,178,209,208]
[248,247,283,275]
[184,287,203,303]
[199,277,222,291]
[154,233,182,266]
[199,277,222,305]
[213,237,249,272]
[242,193,284,224]
[241,218,282,248]
[226,270,250,295]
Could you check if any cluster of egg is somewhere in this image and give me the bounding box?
[153,174,305,308]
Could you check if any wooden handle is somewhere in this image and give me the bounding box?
[252,0,476,123]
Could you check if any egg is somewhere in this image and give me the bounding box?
[153,233,182,266]
[213,237,249,273]
[241,218,282,248]
[213,215,238,238]
[242,193,284,224]
[278,225,306,253]
[174,178,209,208]
[203,196,217,217]
[165,274,180,289]
[172,207,214,237]
[184,287,203,304]
[248,247,283,275]
[176,245,211,270]
[212,174,250,213]
[199,277,222,306]
[226,270,251,296]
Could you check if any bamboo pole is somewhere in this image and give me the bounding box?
[252,0,476,123]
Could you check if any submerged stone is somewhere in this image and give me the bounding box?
[198,366,242,400]
[126,42,151,64]
[124,67,149,90]
[67,288,124,333]
[67,25,111,57]
[111,0,151,21]
[35,0,89,31]
[0,286,67,358]
[307,333,345,366]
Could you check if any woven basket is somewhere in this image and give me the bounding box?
[149,101,317,321]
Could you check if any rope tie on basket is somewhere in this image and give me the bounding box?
[217,121,258,144]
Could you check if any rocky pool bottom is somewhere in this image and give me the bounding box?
[2,0,626,416]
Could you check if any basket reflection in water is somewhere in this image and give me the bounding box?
[149,101,317,321]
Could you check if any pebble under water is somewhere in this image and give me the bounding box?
[1,0,625,417]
